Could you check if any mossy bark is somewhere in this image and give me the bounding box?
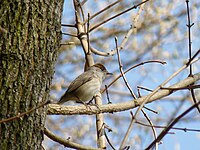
[0,0,63,149]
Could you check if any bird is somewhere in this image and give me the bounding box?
[57,63,112,104]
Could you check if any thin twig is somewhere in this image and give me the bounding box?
[61,24,76,27]
[190,89,200,113]
[145,100,200,150]
[87,13,91,55]
[161,84,200,90]
[141,110,158,150]
[119,25,133,50]
[77,0,86,32]
[84,0,124,24]
[101,60,166,93]
[137,86,158,114]
[119,111,136,150]
[186,0,194,75]
[115,37,137,99]
[0,100,50,124]
[89,0,150,32]
[185,0,200,113]
[90,25,134,56]
[136,120,200,132]
[186,49,200,66]
[80,0,87,6]
[90,0,145,57]
[104,131,116,150]
[143,107,158,114]
[137,86,153,92]
[103,124,116,150]
[62,32,77,37]
[105,85,112,104]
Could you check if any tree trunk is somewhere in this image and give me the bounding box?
[0,0,63,149]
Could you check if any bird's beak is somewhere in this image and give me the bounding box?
[106,72,113,76]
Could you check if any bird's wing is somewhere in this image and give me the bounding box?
[67,71,94,93]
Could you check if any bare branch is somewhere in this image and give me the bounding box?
[61,24,76,27]
[48,71,200,115]
[115,37,137,99]
[145,100,200,150]
[95,94,106,149]
[136,120,200,132]
[44,128,99,150]
[141,110,158,150]
[101,60,166,93]
[84,0,124,24]
[89,0,151,32]
[0,101,50,124]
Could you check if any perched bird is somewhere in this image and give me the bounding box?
[58,63,112,104]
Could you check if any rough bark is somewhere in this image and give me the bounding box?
[0,0,63,149]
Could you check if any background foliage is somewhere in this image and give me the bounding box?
[44,0,200,149]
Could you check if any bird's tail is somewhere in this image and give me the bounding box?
[57,93,70,104]
[57,96,65,105]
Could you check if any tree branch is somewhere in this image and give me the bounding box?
[48,72,200,115]
[44,128,100,150]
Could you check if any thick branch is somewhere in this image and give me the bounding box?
[48,72,200,115]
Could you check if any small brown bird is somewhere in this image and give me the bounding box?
[58,63,112,104]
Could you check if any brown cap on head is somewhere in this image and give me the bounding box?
[93,63,106,71]
[93,63,113,75]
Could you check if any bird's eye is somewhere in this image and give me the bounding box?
[100,67,106,71]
